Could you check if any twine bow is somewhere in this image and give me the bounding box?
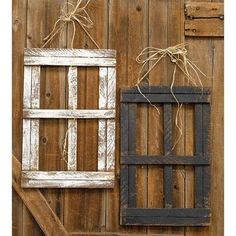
[42,0,100,49]
[136,43,207,151]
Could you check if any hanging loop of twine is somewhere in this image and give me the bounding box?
[136,43,207,151]
[41,0,100,49]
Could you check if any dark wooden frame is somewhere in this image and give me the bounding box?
[120,86,211,226]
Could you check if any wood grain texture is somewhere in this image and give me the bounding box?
[23,109,116,119]
[185,19,224,37]
[13,154,68,236]
[68,67,78,171]
[13,0,223,234]
[21,171,114,188]
[185,2,224,18]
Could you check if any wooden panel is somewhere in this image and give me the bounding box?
[121,156,210,165]
[121,93,210,103]
[98,67,108,171]
[25,48,116,58]
[122,209,210,226]
[185,2,224,18]
[21,171,114,188]
[185,19,224,37]
[68,67,78,171]
[106,67,116,171]
[163,104,173,208]
[23,109,116,119]
[25,56,116,67]
[13,155,68,236]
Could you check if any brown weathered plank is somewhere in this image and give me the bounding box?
[185,19,224,37]
[12,154,68,236]
[185,2,224,18]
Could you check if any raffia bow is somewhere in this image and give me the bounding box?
[136,44,207,151]
[42,0,100,49]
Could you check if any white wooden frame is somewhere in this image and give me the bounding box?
[21,48,117,188]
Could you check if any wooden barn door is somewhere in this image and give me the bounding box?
[13,0,223,235]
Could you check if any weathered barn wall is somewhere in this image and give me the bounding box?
[13,0,223,235]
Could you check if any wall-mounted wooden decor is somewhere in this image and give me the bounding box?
[120,86,211,226]
[21,48,116,188]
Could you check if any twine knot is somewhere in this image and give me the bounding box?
[42,0,99,49]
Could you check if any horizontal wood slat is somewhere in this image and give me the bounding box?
[12,155,68,236]
[23,109,116,119]
[185,2,224,18]
[122,208,210,226]
[121,155,210,165]
[21,171,115,188]
[121,93,210,103]
[121,86,211,94]
[185,19,224,37]
[24,48,116,58]
[24,56,116,67]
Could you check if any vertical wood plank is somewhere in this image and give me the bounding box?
[98,67,108,171]
[22,66,32,171]
[30,66,40,170]
[148,0,167,233]
[106,0,129,232]
[68,67,78,171]
[128,104,137,208]
[106,67,116,171]
[195,104,203,208]
[163,104,173,208]
[203,104,211,208]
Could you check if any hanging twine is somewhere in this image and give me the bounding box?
[136,43,207,152]
[42,0,100,49]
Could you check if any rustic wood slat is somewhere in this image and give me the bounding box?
[121,86,211,94]
[21,171,115,188]
[30,66,40,170]
[123,208,210,217]
[128,104,137,208]
[98,67,108,171]
[12,155,68,236]
[121,93,210,103]
[185,2,224,18]
[24,56,116,67]
[106,67,116,171]
[195,104,203,208]
[68,67,78,171]
[202,104,211,208]
[185,19,224,37]
[22,66,32,170]
[121,103,129,156]
[163,104,173,208]
[23,109,116,119]
[121,156,210,165]
[24,48,116,58]
[122,208,210,226]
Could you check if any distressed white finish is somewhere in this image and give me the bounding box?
[25,57,116,67]
[22,48,117,188]
[30,66,40,170]
[98,67,108,171]
[22,66,32,170]
[106,67,116,171]
[68,67,78,171]
[22,171,115,188]
[25,48,116,58]
[23,109,116,119]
